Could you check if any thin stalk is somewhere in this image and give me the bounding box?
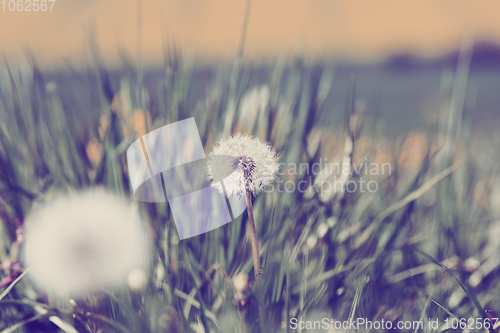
[222,0,253,136]
[245,189,268,333]
[137,0,149,132]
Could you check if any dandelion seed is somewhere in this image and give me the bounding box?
[24,191,151,297]
[206,133,279,198]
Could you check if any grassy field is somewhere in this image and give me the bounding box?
[0,43,500,333]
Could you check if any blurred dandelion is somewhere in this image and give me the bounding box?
[236,85,270,134]
[232,272,250,309]
[24,191,151,297]
[232,272,251,332]
[127,268,148,291]
[207,133,279,333]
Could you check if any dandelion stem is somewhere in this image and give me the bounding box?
[245,189,268,333]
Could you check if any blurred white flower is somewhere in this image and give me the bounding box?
[232,272,249,292]
[232,272,251,309]
[306,235,318,249]
[238,85,270,132]
[207,133,279,198]
[24,191,150,297]
[127,268,148,291]
[317,223,329,238]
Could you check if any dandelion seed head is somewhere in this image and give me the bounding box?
[207,133,279,197]
[24,191,151,297]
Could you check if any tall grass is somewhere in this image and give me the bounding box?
[0,42,499,333]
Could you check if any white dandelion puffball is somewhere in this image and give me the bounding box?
[207,133,279,198]
[24,191,151,296]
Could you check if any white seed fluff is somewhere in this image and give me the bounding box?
[24,191,150,297]
[207,134,279,198]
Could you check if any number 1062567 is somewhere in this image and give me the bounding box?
[2,0,55,11]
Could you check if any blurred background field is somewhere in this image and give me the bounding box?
[2,1,500,332]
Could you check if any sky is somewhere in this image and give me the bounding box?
[1,0,500,67]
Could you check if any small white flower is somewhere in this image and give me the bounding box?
[317,223,329,238]
[306,235,317,249]
[127,268,148,291]
[206,134,279,198]
[232,273,249,292]
[24,191,151,297]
